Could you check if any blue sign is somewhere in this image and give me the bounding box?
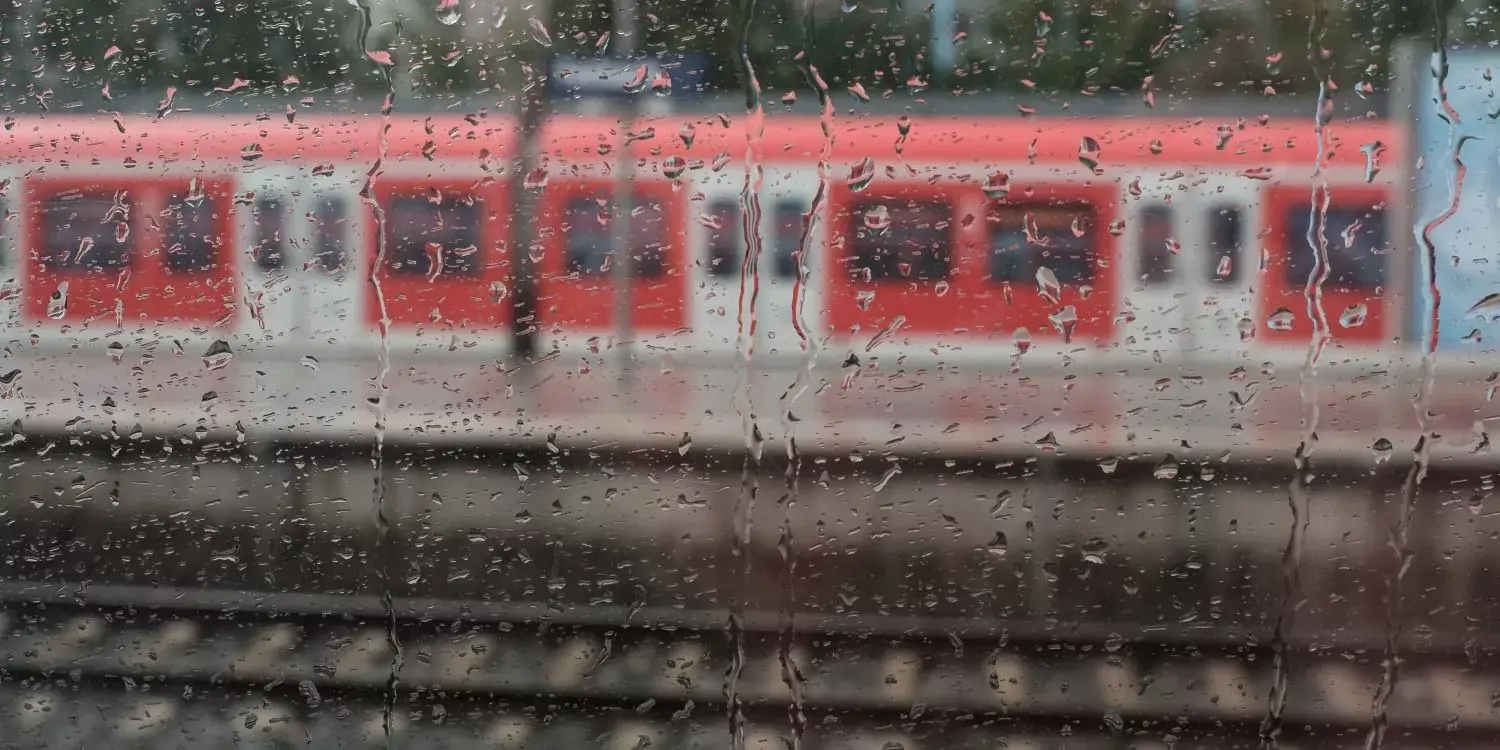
[1412,47,1500,351]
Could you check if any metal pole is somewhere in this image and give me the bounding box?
[509,1,554,359]
[609,0,639,374]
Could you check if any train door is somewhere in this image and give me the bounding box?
[1118,173,1192,356]
[234,167,306,342]
[1175,174,1256,361]
[756,167,823,360]
[301,179,361,349]
[690,171,744,355]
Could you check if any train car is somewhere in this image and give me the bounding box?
[0,111,1406,451]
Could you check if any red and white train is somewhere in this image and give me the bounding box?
[0,112,1427,456]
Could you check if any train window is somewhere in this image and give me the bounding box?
[988,205,1095,285]
[252,197,287,273]
[564,197,667,279]
[165,193,221,273]
[774,201,804,280]
[1138,205,1174,285]
[1284,206,1387,287]
[312,197,348,274]
[386,195,482,278]
[706,199,741,279]
[849,200,950,281]
[42,192,132,271]
[1208,207,1243,284]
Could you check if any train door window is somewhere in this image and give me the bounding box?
[385,195,481,278]
[1208,207,1243,284]
[773,201,804,280]
[848,200,950,281]
[165,192,221,273]
[988,205,1096,285]
[1285,206,1387,288]
[311,197,348,274]
[565,197,667,279]
[1138,205,1174,284]
[706,199,741,279]
[252,197,287,273]
[43,192,132,271]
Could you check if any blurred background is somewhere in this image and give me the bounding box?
[0,0,1498,749]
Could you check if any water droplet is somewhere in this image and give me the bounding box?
[1165,238,1181,254]
[1048,306,1078,343]
[1013,327,1032,354]
[1339,303,1368,328]
[47,282,68,319]
[847,82,870,102]
[1237,317,1255,341]
[847,157,876,192]
[300,355,320,371]
[435,0,461,24]
[1469,494,1485,515]
[711,152,731,172]
[650,69,672,96]
[523,168,548,190]
[677,433,692,455]
[678,123,696,149]
[982,171,1011,200]
[933,280,950,297]
[1372,437,1393,464]
[895,116,911,154]
[986,531,1007,557]
[1036,10,1053,35]
[1466,293,1500,317]
[202,340,233,371]
[528,17,552,46]
[1216,254,1233,278]
[1153,454,1179,479]
[1036,266,1061,304]
[1108,219,1126,236]
[1267,308,1296,331]
[1078,136,1101,171]
[781,90,797,105]
[1362,141,1386,183]
[1149,139,1163,155]
[201,391,219,411]
[662,156,687,180]
[1034,431,1059,453]
[863,205,891,232]
[855,290,875,310]
[241,143,264,162]
[366,49,394,67]
[106,341,124,363]
[1104,633,1124,652]
[1098,457,1119,474]
[1082,537,1110,565]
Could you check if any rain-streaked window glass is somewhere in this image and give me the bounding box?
[311,197,348,275]
[386,195,482,277]
[1138,205,1173,284]
[165,193,221,273]
[849,200,950,281]
[252,197,287,272]
[564,196,665,278]
[1208,206,1243,284]
[1285,206,1388,287]
[773,201,803,280]
[706,199,740,279]
[42,193,131,271]
[988,205,1095,285]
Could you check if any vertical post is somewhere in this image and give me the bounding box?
[609,0,639,373]
[509,1,554,359]
[929,0,956,80]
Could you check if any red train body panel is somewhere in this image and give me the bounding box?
[0,113,1401,364]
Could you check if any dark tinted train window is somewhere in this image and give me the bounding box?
[1285,206,1387,287]
[706,200,740,279]
[42,193,132,271]
[1138,205,1174,285]
[774,201,804,280]
[565,197,666,279]
[312,197,348,274]
[386,195,482,278]
[988,205,1095,285]
[1208,207,1243,284]
[252,197,287,272]
[165,194,221,273]
[848,200,950,281]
